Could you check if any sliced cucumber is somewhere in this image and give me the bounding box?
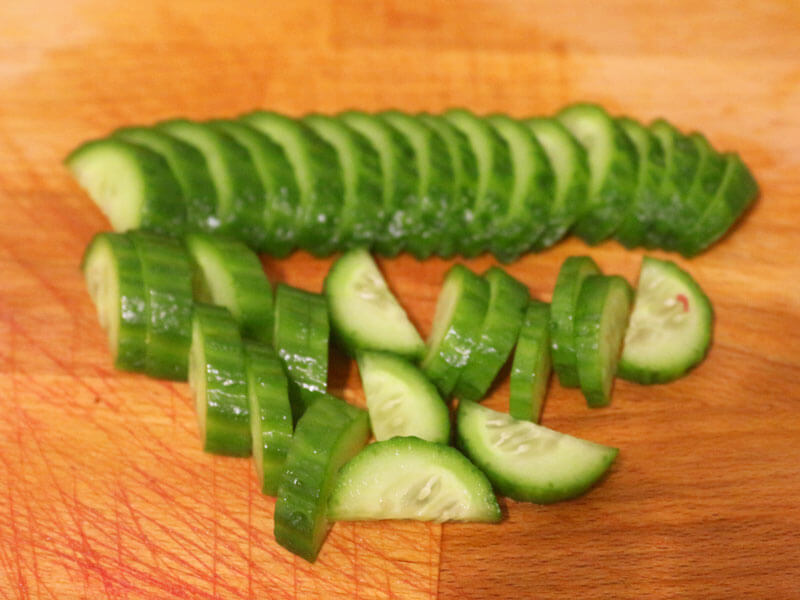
[188,303,251,456]
[81,232,147,372]
[185,233,274,345]
[421,264,490,397]
[549,255,602,388]
[324,248,424,359]
[129,231,193,381]
[453,267,529,402]
[65,138,186,233]
[244,340,293,496]
[574,275,633,407]
[509,300,551,423]
[328,436,501,522]
[274,395,369,562]
[273,284,329,419]
[556,104,638,244]
[619,257,713,383]
[356,351,449,444]
[303,114,383,248]
[457,400,618,504]
[114,126,218,233]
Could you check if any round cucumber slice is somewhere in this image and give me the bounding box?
[618,256,713,383]
[457,400,618,504]
[509,300,551,423]
[328,436,501,522]
[357,351,449,444]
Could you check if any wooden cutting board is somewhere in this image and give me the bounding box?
[1,1,799,598]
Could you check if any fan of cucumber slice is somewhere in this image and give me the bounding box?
[67,104,758,260]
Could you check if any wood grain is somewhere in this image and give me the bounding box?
[1,1,799,598]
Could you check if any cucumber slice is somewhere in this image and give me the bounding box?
[241,111,343,256]
[324,248,424,359]
[114,126,218,233]
[244,340,293,496]
[274,395,369,562]
[379,111,453,259]
[338,111,418,257]
[678,152,758,257]
[525,118,589,249]
[156,119,266,248]
[208,120,299,257]
[185,233,274,345]
[273,284,329,419]
[443,109,513,257]
[129,231,193,381]
[421,264,490,398]
[303,114,383,249]
[65,138,186,233]
[457,400,618,504]
[549,255,602,388]
[619,257,713,383]
[356,352,449,444]
[556,104,638,244]
[81,232,147,372]
[574,275,634,407]
[486,114,553,261]
[188,303,251,457]
[453,267,529,402]
[328,436,501,522]
[614,118,667,249]
[509,300,551,423]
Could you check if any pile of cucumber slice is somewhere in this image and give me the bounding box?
[67,104,758,261]
[82,231,714,563]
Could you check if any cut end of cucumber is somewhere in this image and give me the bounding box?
[82,236,122,354]
[422,271,461,368]
[188,317,208,443]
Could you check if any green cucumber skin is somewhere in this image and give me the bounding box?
[549,255,602,388]
[453,267,530,402]
[191,303,252,457]
[208,120,300,257]
[274,395,369,562]
[65,138,187,234]
[574,275,633,408]
[509,300,552,423]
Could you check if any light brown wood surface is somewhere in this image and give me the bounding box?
[1,1,799,598]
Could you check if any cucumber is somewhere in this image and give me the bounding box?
[356,352,449,444]
[509,300,551,423]
[185,233,274,345]
[549,255,601,388]
[113,126,218,233]
[241,111,343,256]
[65,138,186,233]
[614,118,667,249]
[421,264,490,398]
[328,436,501,522]
[129,231,193,381]
[379,111,453,259]
[274,395,369,562]
[324,248,424,359]
[486,114,554,261]
[443,109,513,257]
[156,119,266,248]
[453,267,530,402]
[81,232,147,372]
[525,118,589,249]
[208,120,299,257]
[302,114,383,248]
[574,275,634,407]
[188,303,251,457]
[619,257,713,383]
[338,111,418,257]
[457,400,618,503]
[556,104,638,244]
[244,340,293,496]
[273,284,329,419]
